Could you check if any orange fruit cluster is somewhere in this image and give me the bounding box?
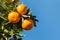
[8,3,34,30]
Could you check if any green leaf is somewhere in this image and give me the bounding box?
[4,23,13,31]
[13,23,23,33]
[33,21,36,27]
[9,29,14,35]
[0,14,7,21]
[15,33,24,37]
[35,19,39,22]
[13,35,17,40]
[4,29,8,33]
[33,16,36,18]
[25,8,31,15]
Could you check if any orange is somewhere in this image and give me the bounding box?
[9,0,14,3]
[9,0,19,3]
[15,0,19,2]
[17,4,27,15]
[22,19,34,30]
[8,11,20,23]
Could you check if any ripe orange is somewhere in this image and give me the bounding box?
[15,0,19,2]
[9,0,19,3]
[17,4,27,15]
[9,0,14,3]
[22,19,34,30]
[8,11,20,23]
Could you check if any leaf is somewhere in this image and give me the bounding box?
[9,29,14,35]
[4,33,11,37]
[0,17,4,24]
[25,8,31,15]
[13,35,17,40]
[0,15,7,21]
[1,4,8,11]
[33,21,36,27]
[15,33,24,37]
[33,16,36,18]
[4,29,8,33]
[10,38,13,40]
[22,15,30,18]
[2,20,8,26]
[0,6,5,12]
[35,19,39,22]
[13,23,23,33]
[4,23,13,31]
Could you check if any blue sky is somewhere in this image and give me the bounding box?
[19,0,60,40]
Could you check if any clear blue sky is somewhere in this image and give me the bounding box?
[19,0,60,40]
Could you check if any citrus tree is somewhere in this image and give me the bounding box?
[0,0,38,40]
